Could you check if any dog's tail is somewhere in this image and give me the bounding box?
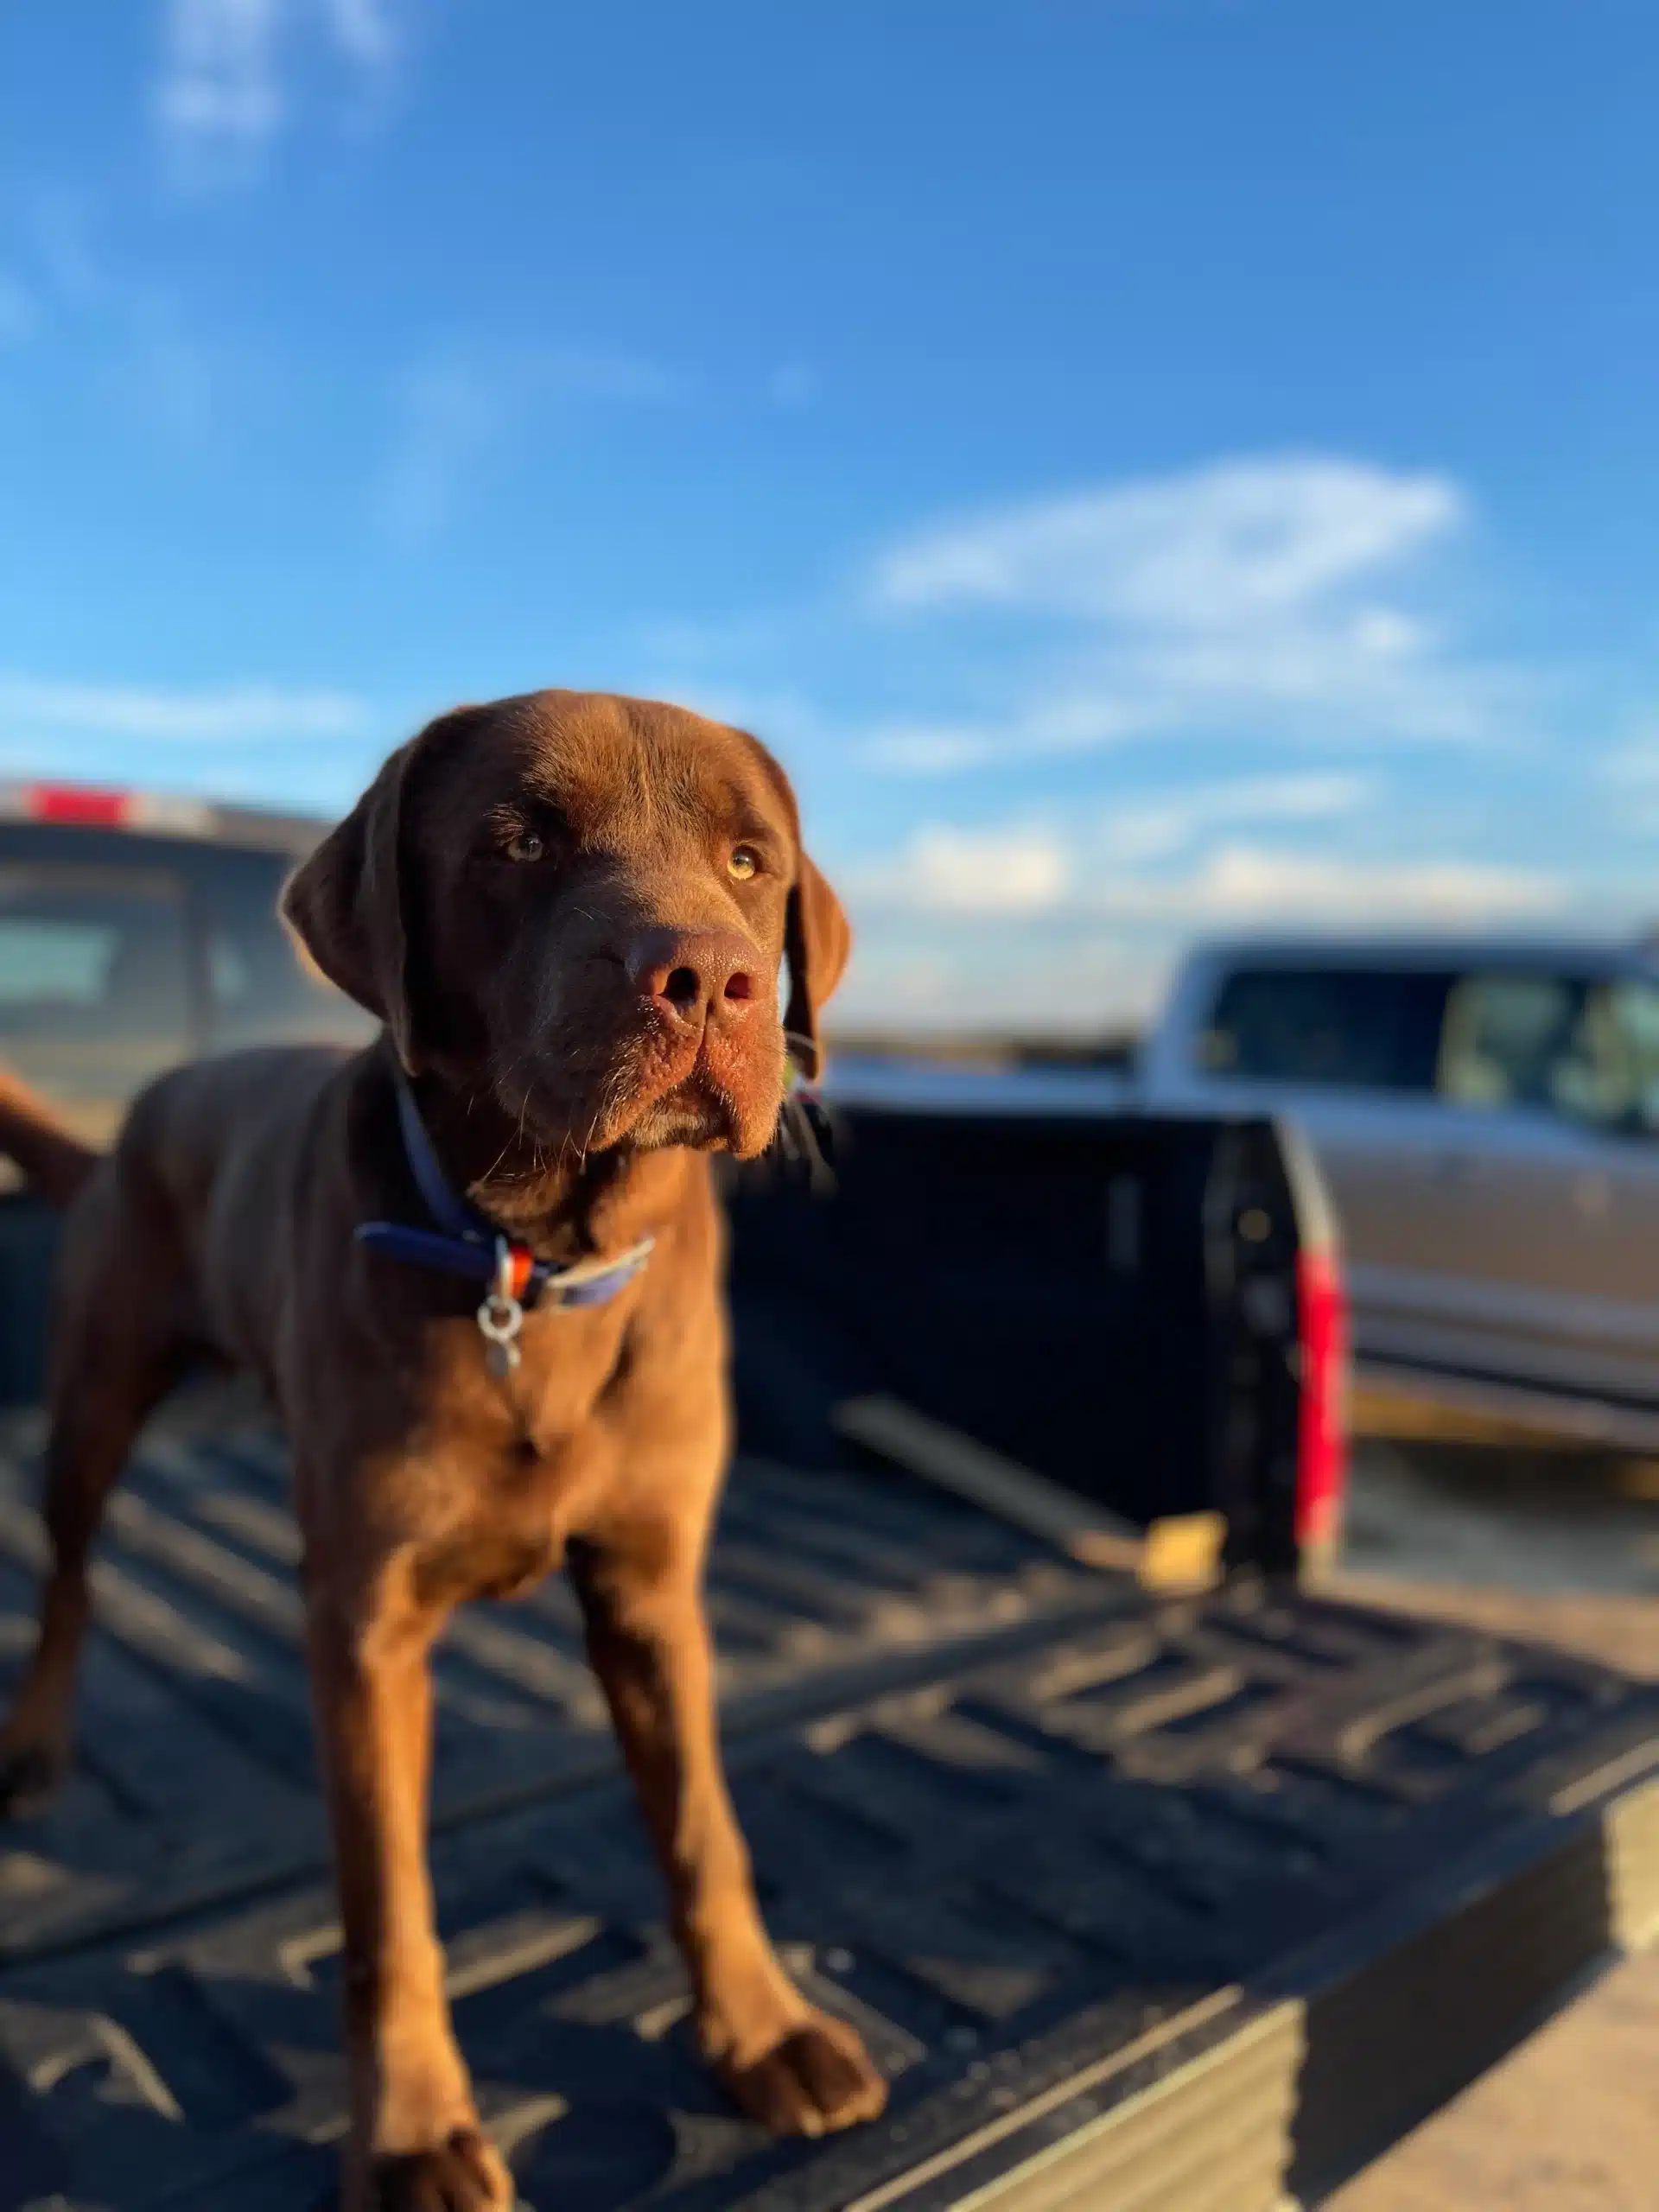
[0,1067,102,1208]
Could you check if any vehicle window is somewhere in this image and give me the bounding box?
[1201,968,1450,1091]
[1604,981,1659,1133]
[0,862,194,1099]
[190,844,374,1052]
[1437,974,1586,1110]
[1437,972,1659,1135]
[1551,979,1659,1135]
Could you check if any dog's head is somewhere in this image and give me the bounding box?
[282,691,849,1162]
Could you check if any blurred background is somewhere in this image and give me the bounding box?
[2,3,1656,1037]
[0,10,1655,2199]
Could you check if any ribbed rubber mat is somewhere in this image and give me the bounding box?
[1,1565,1654,2211]
[0,1399,1110,1961]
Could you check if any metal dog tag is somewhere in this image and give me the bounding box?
[484,1336,521,1379]
[476,1287,524,1379]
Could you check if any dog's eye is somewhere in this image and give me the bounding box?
[728,845,760,881]
[505,830,545,863]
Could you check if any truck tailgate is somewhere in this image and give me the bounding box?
[2,1408,1655,2211]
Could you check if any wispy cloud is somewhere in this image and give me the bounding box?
[827,836,1567,1032]
[767,362,819,410]
[851,822,1563,929]
[1,196,227,454]
[0,271,41,347]
[324,0,402,73]
[847,753,1561,934]
[155,0,283,166]
[831,933,1154,1034]
[872,457,1460,624]
[1093,847,1566,926]
[1603,728,1659,824]
[1606,740,1659,779]
[0,672,372,743]
[377,345,681,547]
[1094,771,1374,862]
[861,824,1075,915]
[153,0,410,184]
[859,454,1516,767]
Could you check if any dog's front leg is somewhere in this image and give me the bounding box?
[571,1534,887,2138]
[304,1566,513,2212]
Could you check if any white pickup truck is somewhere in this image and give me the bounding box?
[1139,935,1659,1449]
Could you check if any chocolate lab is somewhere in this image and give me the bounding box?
[0,691,886,2208]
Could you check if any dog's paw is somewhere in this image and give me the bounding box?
[368,2128,514,2210]
[719,2008,888,2138]
[0,1738,67,1820]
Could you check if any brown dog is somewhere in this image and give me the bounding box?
[0,690,886,2209]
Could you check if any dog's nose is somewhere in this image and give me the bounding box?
[628,928,760,1027]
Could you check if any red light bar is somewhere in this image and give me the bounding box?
[0,784,218,836]
[28,785,130,827]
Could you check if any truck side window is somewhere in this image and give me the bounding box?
[1444,973,1659,1135]
[1602,980,1659,1134]
[1437,974,1591,1116]
[1202,968,1449,1091]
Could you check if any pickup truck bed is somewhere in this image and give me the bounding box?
[2,1395,1655,2212]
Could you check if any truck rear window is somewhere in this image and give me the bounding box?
[1202,967,1452,1091]
[189,842,369,1052]
[0,861,194,1102]
[0,825,372,1127]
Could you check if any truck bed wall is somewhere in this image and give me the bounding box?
[727,1106,1309,1573]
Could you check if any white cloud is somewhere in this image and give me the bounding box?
[848,798,1563,931]
[1095,772,1374,863]
[830,934,1157,1034]
[0,673,372,743]
[1093,846,1566,926]
[872,456,1462,626]
[848,772,1382,920]
[155,0,284,161]
[324,0,401,73]
[378,346,680,547]
[894,825,1073,913]
[858,454,1515,766]
[153,0,410,180]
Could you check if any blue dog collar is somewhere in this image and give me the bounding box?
[354,1076,653,1315]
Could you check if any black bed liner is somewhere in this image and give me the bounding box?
[2,1412,1655,2212]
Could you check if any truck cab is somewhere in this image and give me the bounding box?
[0,779,371,1169]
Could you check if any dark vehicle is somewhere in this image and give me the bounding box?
[0,779,369,1162]
[0,796,1653,2210]
[0,782,370,1396]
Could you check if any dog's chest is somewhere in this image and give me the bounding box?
[404,1316,626,1592]
[411,1504,562,1605]
[420,1299,625,1432]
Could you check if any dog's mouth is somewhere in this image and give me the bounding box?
[502,1019,787,1164]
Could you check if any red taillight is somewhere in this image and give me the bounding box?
[1295,1247,1350,1561]
[27,785,130,827]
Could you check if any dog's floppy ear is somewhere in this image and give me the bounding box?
[783,851,852,1083]
[282,738,420,1068]
[281,709,486,1071]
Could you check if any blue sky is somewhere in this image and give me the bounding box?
[1,2,1656,1029]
